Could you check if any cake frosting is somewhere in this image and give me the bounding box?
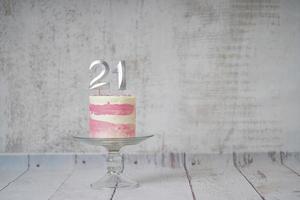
[89,96,136,138]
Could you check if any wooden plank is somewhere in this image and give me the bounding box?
[0,154,29,191]
[186,154,261,200]
[280,152,300,175]
[0,154,74,200]
[50,154,114,200]
[234,152,300,200]
[113,153,194,200]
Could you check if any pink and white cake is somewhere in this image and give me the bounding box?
[89,96,136,138]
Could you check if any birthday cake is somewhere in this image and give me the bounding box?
[89,95,136,138]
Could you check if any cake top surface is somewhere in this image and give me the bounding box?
[89,95,135,104]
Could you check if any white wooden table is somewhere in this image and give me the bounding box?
[0,152,299,200]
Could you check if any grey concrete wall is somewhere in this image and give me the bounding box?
[0,0,299,153]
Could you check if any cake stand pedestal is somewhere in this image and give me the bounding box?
[73,135,153,189]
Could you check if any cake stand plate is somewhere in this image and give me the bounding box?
[73,135,153,189]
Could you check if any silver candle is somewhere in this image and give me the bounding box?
[89,60,110,90]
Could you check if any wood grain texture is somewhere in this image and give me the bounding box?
[1,153,300,200]
[234,152,300,200]
[113,154,193,200]
[0,154,74,200]
[186,154,261,200]
[0,154,29,191]
[49,154,114,200]
[280,152,300,175]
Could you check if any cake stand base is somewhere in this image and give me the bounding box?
[91,172,139,189]
[74,135,153,189]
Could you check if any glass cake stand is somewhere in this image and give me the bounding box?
[73,135,153,189]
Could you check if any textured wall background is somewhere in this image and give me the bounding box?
[0,0,299,153]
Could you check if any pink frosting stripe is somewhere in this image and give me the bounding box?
[89,118,135,137]
[89,103,134,115]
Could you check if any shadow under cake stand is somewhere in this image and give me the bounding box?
[74,135,153,189]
